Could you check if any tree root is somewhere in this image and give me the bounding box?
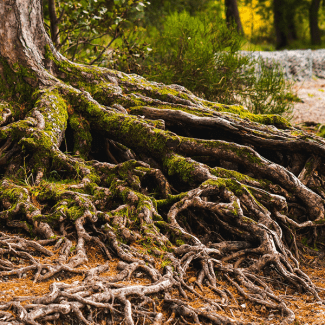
[1,31,325,324]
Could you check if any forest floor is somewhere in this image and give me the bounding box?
[1,225,325,325]
[292,77,325,126]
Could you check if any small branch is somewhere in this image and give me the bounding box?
[89,30,121,65]
[48,0,60,47]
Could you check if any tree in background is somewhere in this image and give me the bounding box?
[238,0,325,48]
[225,0,245,34]
[273,0,298,48]
[309,0,322,45]
[47,0,60,47]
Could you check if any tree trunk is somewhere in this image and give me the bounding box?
[286,8,298,42]
[273,0,288,48]
[225,0,244,35]
[273,0,298,49]
[0,0,325,324]
[310,0,322,45]
[0,0,52,80]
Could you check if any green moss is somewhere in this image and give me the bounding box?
[161,259,172,268]
[317,124,325,138]
[211,167,252,183]
[0,58,36,107]
[0,182,41,233]
[163,154,199,183]
[203,178,245,196]
[32,88,69,145]
[233,148,262,165]
[242,216,257,224]
[68,113,92,159]
[176,239,185,246]
[108,179,155,217]
[128,105,213,118]
[198,139,263,166]
[104,160,142,189]
[119,73,185,99]
[82,82,122,107]
[156,192,188,208]
[35,185,92,223]
[79,110,179,158]
[204,101,292,128]
[210,167,281,192]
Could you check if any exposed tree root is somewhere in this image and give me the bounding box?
[2,2,325,323]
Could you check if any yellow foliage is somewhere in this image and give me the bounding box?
[238,0,273,41]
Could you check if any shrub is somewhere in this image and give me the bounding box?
[134,11,293,116]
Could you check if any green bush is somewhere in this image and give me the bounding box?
[43,0,150,65]
[247,61,294,115]
[108,28,152,75]
[132,11,294,116]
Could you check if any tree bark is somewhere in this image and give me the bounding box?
[0,0,50,77]
[310,0,322,45]
[0,0,324,324]
[225,0,244,35]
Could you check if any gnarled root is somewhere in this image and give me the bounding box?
[0,51,325,325]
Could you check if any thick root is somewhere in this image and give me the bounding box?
[0,48,325,325]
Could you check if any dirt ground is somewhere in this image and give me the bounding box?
[1,236,325,325]
[292,78,325,126]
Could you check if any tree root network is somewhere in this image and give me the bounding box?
[2,10,325,323]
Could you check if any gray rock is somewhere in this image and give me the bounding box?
[239,49,325,80]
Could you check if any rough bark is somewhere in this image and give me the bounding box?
[225,0,244,35]
[0,0,325,324]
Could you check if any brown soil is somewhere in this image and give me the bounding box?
[292,78,325,126]
[2,238,325,324]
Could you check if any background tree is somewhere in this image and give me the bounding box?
[310,0,322,44]
[0,1,325,324]
[273,0,298,48]
[225,0,245,34]
[47,0,60,47]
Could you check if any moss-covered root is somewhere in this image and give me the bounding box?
[0,179,54,239]
[178,138,325,221]
[58,86,324,223]
[167,180,320,299]
[3,20,325,324]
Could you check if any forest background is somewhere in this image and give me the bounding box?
[43,0,325,120]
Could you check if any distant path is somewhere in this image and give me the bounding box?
[241,49,325,80]
[292,78,325,125]
[241,50,325,125]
